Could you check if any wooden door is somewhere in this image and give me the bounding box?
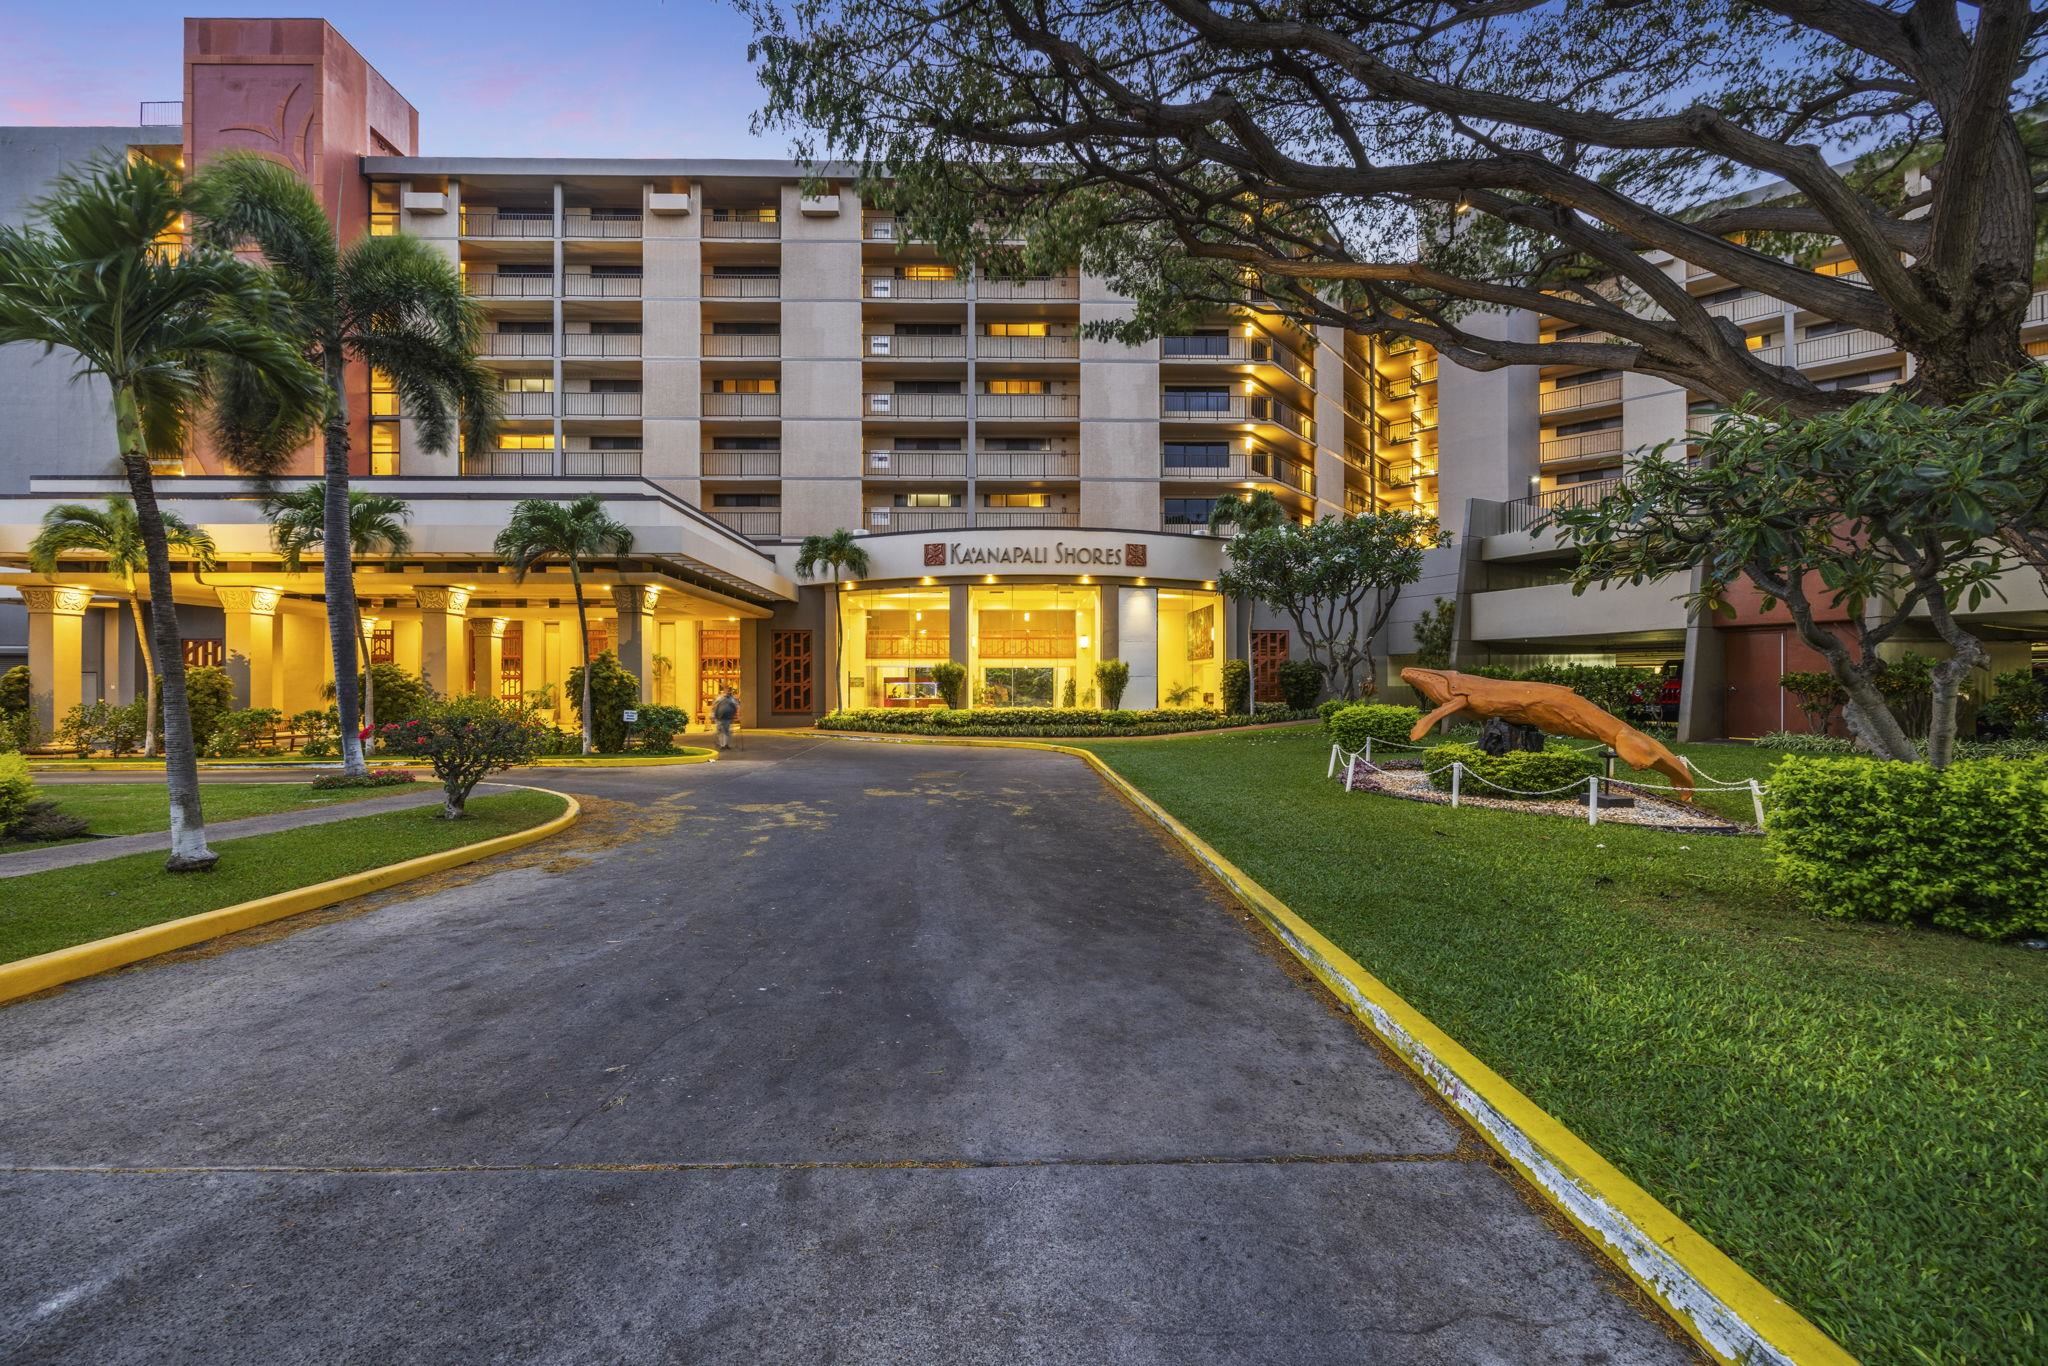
[1251,630,1289,704]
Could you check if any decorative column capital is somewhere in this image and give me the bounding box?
[215,586,282,616]
[610,584,660,615]
[416,586,471,616]
[477,615,510,640]
[19,586,94,616]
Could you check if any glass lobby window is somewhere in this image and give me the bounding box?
[838,587,952,709]
[1157,588,1224,709]
[969,585,1099,708]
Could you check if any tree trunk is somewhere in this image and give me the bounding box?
[115,387,215,871]
[127,589,157,759]
[356,613,376,753]
[571,559,593,755]
[322,358,368,779]
[1919,586,1992,771]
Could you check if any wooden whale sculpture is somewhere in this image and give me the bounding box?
[1400,667,1693,800]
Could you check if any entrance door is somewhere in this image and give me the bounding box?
[1251,629,1289,704]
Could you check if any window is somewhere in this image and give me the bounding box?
[983,378,1047,395]
[1164,497,1220,525]
[714,436,779,451]
[893,380,961,395]
[983,492,1050,508]
[591,320,642,335]
[713,493,781,508]
[502,375,553,393]
[1803,319,1856,339]
[712,205,777,223]
[1745,333,1775,351]
[369,183,399,237]
[1815,368,1901,392]
[1554,468,1615,485]
[899,264,957,281]
[1165,386,1231,413]
[498,320,550,334]
[894,437,962,451]
[712,321,777,334]
[370,424,398,476]
[985,320,1048,337]
[1559,368,1620,385]
[983,437,1048,451]
[712,264,779,277]
[498,262,551,276]
[1814,258,1861,278]
[589,379,641,394]
[1164,330,1231,356]
[498,433,555,450]
[1164,441,1232,468]
[895,322,961,336]
[590,435,641,450]
[590,264,642,278]
[710,377,777,394]
[1553,416,1620,436]
[369,369,398,416]
[893,492,962,508]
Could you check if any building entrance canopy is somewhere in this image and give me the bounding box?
[803,526,1225,586]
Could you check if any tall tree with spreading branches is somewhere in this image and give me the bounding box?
[189,151,498,779]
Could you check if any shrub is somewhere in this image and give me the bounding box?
[0,752,34,833]
[292,708,339,758]
[0,665,30,718]
[1423,740,1602,799]
[1769,756,2048,940]
[813,706,1318,738]
[8,799,88,842]
[1162,681,1202,707]
[1222,658,1251,716]
[1095,659,1131,710]
[631,703,692,752]
[1779,670,1846,736]
[202,708,283,759]
[931,660,967,709]
[1413,597,1456,670]
[309,769,418,791]
[1317,698,1347,729]
[1979,668,2048,740]
[162,665,234,752]
[1471,662,1659,722]
[1276,660,1323,710]
[926,707,973,729]
[324,663,433,726]
[1061,676,1077,708]
[57,699,146,755]
[376,696,549,816]
[566,651,641,752]
[1753,730,1858,754]
[1329,703,1422,753]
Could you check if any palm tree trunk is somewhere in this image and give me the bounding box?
[355,613,377,752]
[570,557,593,755]
[115,386,214,871]
[127,588,158,758]
[322,356,369,778]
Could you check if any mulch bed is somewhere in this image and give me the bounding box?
[1344,758,1749,835]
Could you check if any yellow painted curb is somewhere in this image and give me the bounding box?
[0,786,579,1008]
[816,731,1851,1366]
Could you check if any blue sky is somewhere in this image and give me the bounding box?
[0,1,791,156]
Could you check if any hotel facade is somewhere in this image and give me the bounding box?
[3,18,2045,740]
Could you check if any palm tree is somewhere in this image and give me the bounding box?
[794,529,874,713]
[189,151,498,779]
[28,498,217,758]
[0,155,322,870]
[267,486,412,745]
[1208,490,1292,707]
[495,496,633,754]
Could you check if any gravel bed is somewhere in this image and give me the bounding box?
[1343,759,1749,835]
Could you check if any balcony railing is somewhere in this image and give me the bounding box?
[864,215,906,242]
[1483,477,1625,536]
[2028,290,2048,325]
[482,332,554,357]
[975,333,1078,359]
[563,209,642,239]
[563,273,643,298]
[703,274,780,298]
[865,275,966,300]
[865,449,968,478]
[1161,392,1311,436]
[1539,377,1624,413]
[865,392,967,418]
[865,507,967,532]
[865,333,966,358]
[464,450,556,476]
[863,633,951,660]
[704,392,781,417]
[977,448,1078,479]
[976,509,1079,528]
[564,449,643,477]
[1161,453,1312,491]
[704,215,781,239]
[1751,344,1786,366]
[709,509,782,539]
[1540,428,1625,463]
[702,449,782,478]
[563,392,641,417]
[977,392,1079,419]
[564,332,642,357]
[703,333,781,357]
[466,273,554,298]
[1796,328,1894,366]
[500,392,555,416]
[1702,291,1781,324]
[462,210,554,239]
[976,276,1079,301]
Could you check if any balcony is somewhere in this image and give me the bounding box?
[975,333,1078,359]
[864,333,966,359]
[1161,392,1312,437]
[866,507,968,532]
[703,333,781,357]
[709,509,782,539]
[977,448,1078,479]
[702,448,782,478]
[703,274,780,299]
[564,449,643,477]
[466,273,554,298]
[1478,477,1624,537]
[463,450,556,477]
[1540,428,1625,464]
[500,392,555,417]
[1701,291,1781,324]
[2029,290,2048,325]
[481,332,554,357]
[1161,452,1312,492]
[704,392,780,417]
[563,273,642,299]
[563,392,641,417]
[1469,578,1681,644]
[1751,344,1786,366]
[865,391,967,419]
[864,215,906,242]
[976,509,1079,528]
[563,209,642,239]
[704,214,780,239]
[976,275,1079,301]
[864,274,966,301]
[1539,376,1623,413]
[565,332,642,357]
[1162,333,1311,382]
[977,392,1079,419]
[865,449,968,478]
[1796,328,1895,366]
[462,210,554,239]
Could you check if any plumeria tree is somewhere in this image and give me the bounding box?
[267,486,413,744]
[495,496,634,755]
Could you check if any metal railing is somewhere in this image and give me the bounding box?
[564,449,643,476]
[500,392,556,416]
[1484,477,1624,536]
[2029,290,2048,325]
[704,392,781,417]
[466,273,554,298]
[1752,344,1786,366]
[864,275,966,300]
[563,209,642,239]
[977,449,1078,479]
[976,508,1079,528]
[702,449,782,477]
[708,509,782,538]
[1540,428,1624,463]
[563,392,641,417]
[865,392,967,418]
[865,508,967,532]
[864,215,905,242]
[463,210,555,239]
[1539,377,1623,413]
[703,333,781,357]
[1161,392,1311,436]
[976,333,1078,359]
[976,276,1079,301]
[464,450,556,477]
[865,333,966,358]
[1796,328,1894,366]
[1161,453,1311,491]
[140,101,183,126]
[564,332,642,357]
[702,274,780,298]
[865,450,967,478]
[977,392,1079,419]
[482,332,555,357]
[1702,291,1781,324]
[563,273,642,298]
[704,215,781,239]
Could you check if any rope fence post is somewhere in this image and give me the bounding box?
[1327,742,1340,779]
[1450,761,1462,808]
[1364,736,1373,765]
[1750,778,1767,830]
[1587,774,1600,826]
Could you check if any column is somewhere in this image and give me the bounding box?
[1117,586,1159,710]
[415,587,471,696]
[216,587,281,710]
[611,585,661,702]
[474,617,508,702]
[22,586,91,736]
[675,620,702,723]
[279,608,329,714]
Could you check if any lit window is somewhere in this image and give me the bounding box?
[984,378,1047,395]
[985,321,1049,338]
[498,433,555,451]
[983,492,1051,508]
[370,424,398,476]
[502,375,553,393]
[370,369,399,416]
[900,264,957,281]
[711,377,778,394]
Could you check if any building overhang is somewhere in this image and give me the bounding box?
[776,526,1227,589]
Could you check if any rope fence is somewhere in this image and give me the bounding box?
[1327,741,1770,828]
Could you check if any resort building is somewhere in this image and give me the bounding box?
[2,17,2044,740]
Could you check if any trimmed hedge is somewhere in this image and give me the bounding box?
[1422,741,1603,800]
[0,753,33,833]
[817,706,1317,738]
[1328,703,1421,752]
[1768,756,2048,940]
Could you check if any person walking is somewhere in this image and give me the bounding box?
[712,686,740,751]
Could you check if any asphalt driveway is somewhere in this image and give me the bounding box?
[0,735,1691,1363]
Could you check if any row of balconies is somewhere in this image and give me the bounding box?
[1160,391,1313,437]
[461,208,645,240]
[863,508,1081,532]
[481,332,644,358]
[497,392,644,417]
[466,272,643,299]
[863,333,1079,359]
[453,446,1319,487]
[858,392,1082,419]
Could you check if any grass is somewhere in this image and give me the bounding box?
[0,790,565,965]
[1072,726,2047,1365]
[0,780,408,854]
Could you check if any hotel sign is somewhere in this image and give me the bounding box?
[925,541,1148,568]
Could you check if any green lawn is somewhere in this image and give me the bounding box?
[1073,727,2047,1365]
[0,790,565,965]
[0,780,407,854]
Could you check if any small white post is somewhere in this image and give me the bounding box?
[1327,742,1340,779]
[1343,756,1356,792]
[1450,761,1462,808]
[1587,775,1600,826]
[1750,778,1767,830]
[1364,736,1373,765]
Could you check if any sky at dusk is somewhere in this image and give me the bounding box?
[0,0,794,157]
